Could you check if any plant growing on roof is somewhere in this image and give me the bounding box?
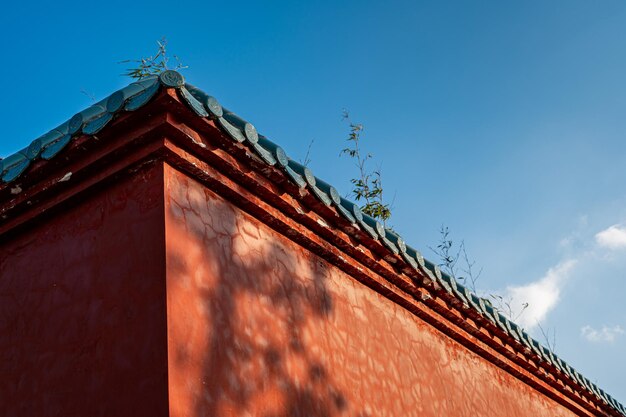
[429,225,482,292]
[340,110,392,225]
[300,139,315,167]
[430,226,541,336]
[120,37,187,80]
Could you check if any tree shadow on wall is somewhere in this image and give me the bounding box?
[166,179,368,417]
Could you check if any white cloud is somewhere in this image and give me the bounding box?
[595,224,626,250]
[503,259,577,331]
[581,325,624,343]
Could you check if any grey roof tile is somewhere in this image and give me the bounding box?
[125,78,159,111]
[217,117,246,143]
[342,199,378,239]
[178,86,208,117]
[288,160,332,206]
[434,267,453,294]
[41,135,71,160]
[83,113,114,135]
[1,152,29,183]
[314,176,357,224]
[477,296,497,324]
[405,245,427,271]
[185,83,223,118]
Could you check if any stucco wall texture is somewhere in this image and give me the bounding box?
[0,157,586,417]
[164,165,577,417]
[0,165,168,417]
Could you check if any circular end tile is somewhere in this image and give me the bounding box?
[159,70,185,88]
[275,147,289,167]
[243,123,258,143]
[205,96,223,118]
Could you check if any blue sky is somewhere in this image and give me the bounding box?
[2,0,626,402]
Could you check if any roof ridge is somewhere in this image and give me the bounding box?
[1,70,623,415]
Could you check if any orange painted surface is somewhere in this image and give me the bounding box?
[164,165,579,417]
[0,164,168,417]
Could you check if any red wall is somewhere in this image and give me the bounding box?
[0,157,589,417]
[164,165,580,417]
[0,164,168,417]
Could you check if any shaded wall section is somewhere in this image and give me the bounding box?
[0,164,168,417]
[164,165,580,417]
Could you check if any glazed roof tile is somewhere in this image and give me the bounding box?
[0,70,623,415]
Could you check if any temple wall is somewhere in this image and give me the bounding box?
[164,165,579,417]
[0,164,168,417]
